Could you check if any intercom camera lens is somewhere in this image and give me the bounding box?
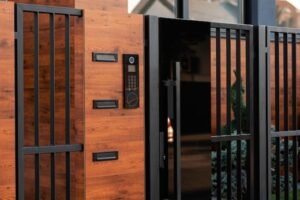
[129,56,135,64]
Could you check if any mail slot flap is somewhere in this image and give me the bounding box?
[93,151,119,162]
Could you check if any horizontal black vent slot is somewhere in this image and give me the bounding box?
[93,151,119,162]
[93,100,118,109]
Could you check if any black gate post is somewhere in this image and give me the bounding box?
[15,4,25,200]
[257,25,271,200]
[145,16,161,200]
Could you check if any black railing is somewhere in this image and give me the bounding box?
[15,4,83,200]
[210,22,254,200]
[265,26,300,200]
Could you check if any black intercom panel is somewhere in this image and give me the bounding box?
[123,54,139,109]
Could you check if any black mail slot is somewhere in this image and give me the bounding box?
[93,151,119,162]
[92,52,118,62]
[93,100,118,109]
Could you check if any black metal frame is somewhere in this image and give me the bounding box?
[15,3,83,200]
[261,26,300,200]
[210,22,255,200]
[145,16,160,200]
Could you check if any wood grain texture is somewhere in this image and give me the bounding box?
[76,0,127,13]
[84,11,145,200]
[0,2,16,200]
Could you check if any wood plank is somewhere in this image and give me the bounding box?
[0,2,16,200]
[76,0,127,13]
[84,11,145,199]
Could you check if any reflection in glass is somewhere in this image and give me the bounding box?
[189,0,241,23]
[276,0,300,27]
[128,0,175,18]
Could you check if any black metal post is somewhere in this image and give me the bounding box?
[257,25,270,200]
[244,0,276,25]
[226,28,232,200]
[145,16,161,200]
[215,27,222,200]
[175,0,188,19]
[15,4,25,200]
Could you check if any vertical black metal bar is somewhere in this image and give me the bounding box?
[174,62,181,200]
[146,16,160,200]
[175,0,188,19]
[216,27,222,200]
[258,25,270,200]
[246,28,255,200]
[226,28,232,199]
[283,32,289,200]
[16,4,25,200]
[34,11,40,200]
[236,29,242,200]
[292,33,298,200]
[65,14,71,200]
[266,26,273,200]
[50,13,56,200]
[274,32,281,200]
[246,28,256,200]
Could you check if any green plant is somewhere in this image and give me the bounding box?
[211,71,294,199]
[211,70,248,199]
[211,135,248,199]
[271,137,294,194]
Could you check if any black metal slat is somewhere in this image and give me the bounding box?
[216,27,222,200]
[16,4,25,200]
[65,14,71,200]
[283,32,289,200]
[211,22,253,31]
[274,32,281,200]
[34,12,40,200]
[236,29,242,200]
[292,33,298,200]
[267,26,300,34]
[49,13,56,200]
[245,30,251,199]
[272,130,300,137]
[19,3,82,16]
[211,134,252,143]
[23,144,83,155]
[174,62,181,200]
[226,28,232,199]
[248,28,255,200]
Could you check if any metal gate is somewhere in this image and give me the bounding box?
[15,4,83,200]
[259,26,300,200]
[146,17,256,200]
[210,23,255,200]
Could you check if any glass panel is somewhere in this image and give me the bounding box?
[128,0,175,18]
[189,0,241,23]
[159,18,211,199]
[276,0,300,28]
